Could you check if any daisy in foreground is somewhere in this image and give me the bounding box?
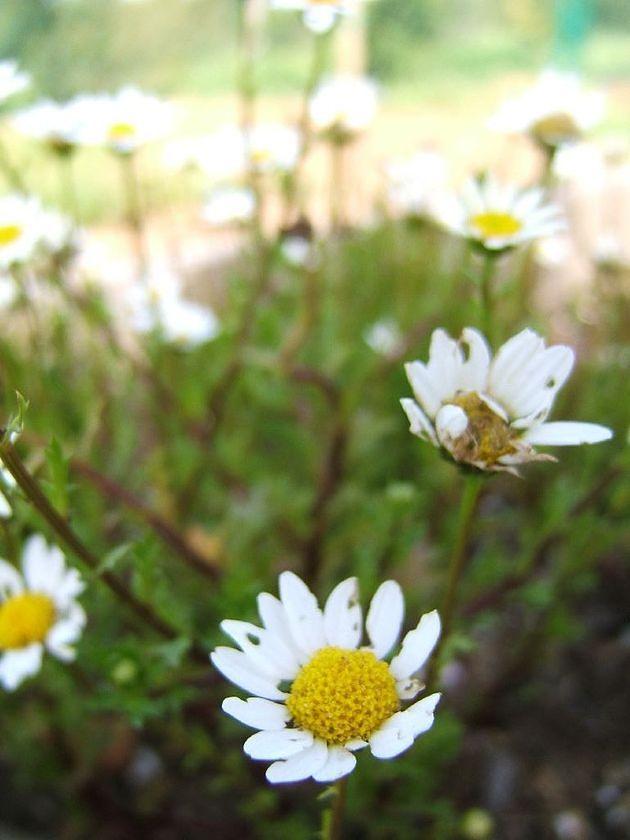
[401,327,613,474]
[0,535,86,690]
[438,177,564,252]
[212,572,441,783]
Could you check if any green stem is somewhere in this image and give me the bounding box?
[322,776,349,840]
[119,152,148,280]
[59,153,81,223]
[330,141,345,233]
[427,474,483,688]
[479,253,497,345]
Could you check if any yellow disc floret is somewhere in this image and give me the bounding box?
[286,647,399,745]
[0,224,22,247]
[531,113,580,147]
[470,211,522,240]
[108,122,137,141]
[0,592,56,650]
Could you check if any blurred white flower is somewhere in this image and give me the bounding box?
[12,99,91,154]
[127,272,220,349]
[0,60,29,105]
[0,195,74,269]
[0,466,16,518]
[271,0,372,33]
[364,318,402,356]
[201,186,256,227]
[386,150,450,219]
[78,87,172,154]
[212,571,441,784]
[438,177,565,252]
[309,75,378,142]
[490,70,604,150]
[594,234,630,271]
[0,535,86,691]
[0,274,17,308]
[401,327,613,474]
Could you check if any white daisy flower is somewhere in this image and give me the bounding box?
[386,150,450,220]
[12,99,90,154]
[212,572,441,784]
[244,124,301,174]
[0,60,29,105]
[78,87,172,154]
[127,272,220,349]
[271,0,372,34]
[0,195,76,269]
[309,75,378,143]
[401,327,613,474]
[438,177,565,252]
[201,186,257,228]
[489,70,605,150]
[0,535,86,691]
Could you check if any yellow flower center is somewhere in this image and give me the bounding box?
[531,113,579,146]
[108,122,137,141]
[0,224,22,247]
[250,146,272,165]
[286,647,399,745]
[449,392,516,466]
[470,212,522,240]
[0,592,56,650]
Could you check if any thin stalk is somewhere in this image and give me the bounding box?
[426,474,483,689]
[0,438,208,665]
[119,151,148,280]
[0,136,26,192]
[59,153,81,223]
[330,142,345,233]
[322,776,349,840]
[479,252,498,344]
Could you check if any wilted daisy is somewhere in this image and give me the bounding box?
[309,75,378,143]
[386,150,450,220]
[12,99,90,155]
[0,60,29,105]
[401,327,613,474]
[201,186,257,228]
[271,0,371,34]
[490,70,604,151]
[438,177,565,252]
[127,272,220,349]
[80,87,172,154]
[212,572,441,783]
[0,535,86,691]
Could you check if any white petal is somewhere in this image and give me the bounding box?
[366,580,404,659]
[400,398,438,445]
[0,491,12,518]
[45,605,86,661]
[257,592,303,658]
[278,571,326,659]
[222,696,290,731]
[427,329,464,402]
[369,693,441,759]
[312,746,356,782]
[0,643,43,691]
[22,535,65,595]
[396,677,424,700]
[323,577,362,649]
[435,404,468,446]
[489,329,545,394]
[0,558,23,597]
[402,693,442,735]
[458,328,491,392]
[503,345,574,419]
[523,421,613,446]
[265,740,329,784]
[344,738,368,751]
[404,361,443,419]
[244,728,313,760]
[220,620,299,681]
[210,648,287,701]
[389,610,441,681]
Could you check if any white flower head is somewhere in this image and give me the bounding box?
[212,572,441,784]
[0,60,30,105]
[438,177,565,252]
[309,75,378,143]
[127,272,220,349]
[364,318,402,356]
[245,123,301,174]
[401,327,613,474]
[0,535,86,690]
[0,195,73,269]
[489,70,605,150]
[271,0,372,34]
[12,99,91,154]
[78,87,172,154]
[386,150,450,220]
[201,186,257,228]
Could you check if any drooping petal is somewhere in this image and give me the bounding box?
[210,647,287,701]
[265,739,329,784]
[389,610,441,681]
[244,728,313,760]
[0,643,43,691]
[369,693,441,759]
[222,697,291,731]
[400,398,438,445]
[46,604,86,661]
[323,577,362,649]
[278,571,326,659]
[312,746,356,782]
[0,558,23,598]
[523,421,613,446]
[220,619,300,681]
[366,580,404,659]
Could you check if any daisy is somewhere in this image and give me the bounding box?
[212,572,441,783]
[438,177,565,252]
[271,0,371,34]
[243,124,301,175]
[12,99,89,155]
[79,87,172,154]
[0,195,76,269]
[309,75,378,143]
[386,150,450,220]
[126,272,220,349]
[401,327,613,474]
[201,186,257,227]
[0,60,29,106]
[0,534,86,691]
[489,70,604,151]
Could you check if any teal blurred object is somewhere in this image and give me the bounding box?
[553,0,595,68]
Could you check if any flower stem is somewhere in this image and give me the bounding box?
[322,776,349,840]
[427,474,483,688]
[479,252,497,345]
[119,151,148,280]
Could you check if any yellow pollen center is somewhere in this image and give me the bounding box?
[531,113,579,146]
[0,592,56,650]
[470,212,522,240]
[286,647,399,745]
[108,122,137,141]
[0,224,22,247]
[450,392,516,466]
